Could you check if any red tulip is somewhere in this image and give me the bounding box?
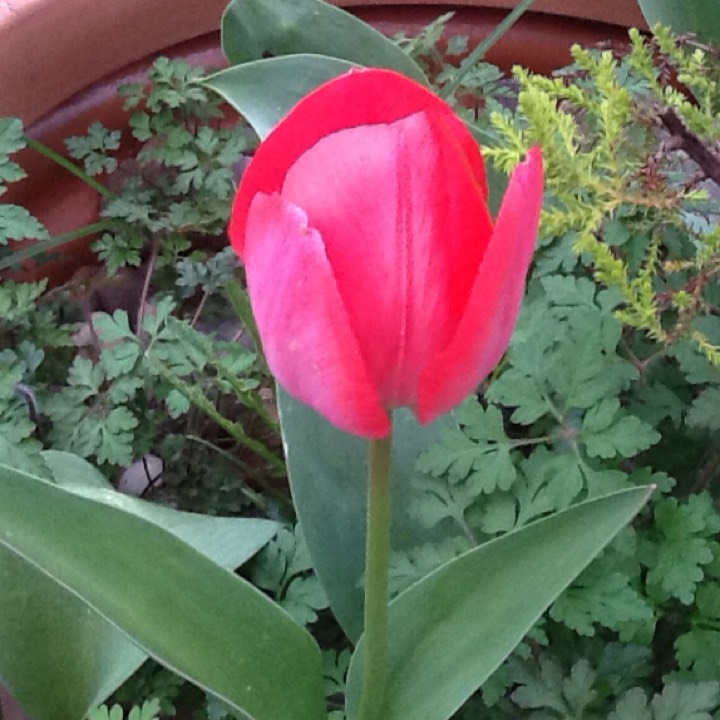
[230,68,543,439]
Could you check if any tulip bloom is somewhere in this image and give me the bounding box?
[230,68,543,438]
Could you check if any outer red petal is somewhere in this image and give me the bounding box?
[230,68,487,256]
[416,146,544,424]
[244,192,391,438]
[280,110,492,409]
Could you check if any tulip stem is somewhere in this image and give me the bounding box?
[357,433,393,720]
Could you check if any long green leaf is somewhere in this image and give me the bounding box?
[637,0,720,43]
[1,452,280,720]
[42,450,278,571]
[221,0,426,84]
[0,460,325,720]
[0,547,147,720]
[278,389,455,642]
[345,486,653,720]
[203,54,356,141]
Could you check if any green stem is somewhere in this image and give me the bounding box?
[149,359,286,475]
[357,433,393,720]
[225,278,268,370]
[23,135,114,199]
[0,220,116,272]
[212,361,279,432]
[441,0,537,99]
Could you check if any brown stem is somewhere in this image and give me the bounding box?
[658,108,720,185]
[190,289,210,328]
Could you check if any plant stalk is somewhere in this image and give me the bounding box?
[357,433,393,720]
[442,0,537,98]
[23,136,114,199]
[0,220,116,272]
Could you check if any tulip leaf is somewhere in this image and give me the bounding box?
[0,457,324,720]
[41,450,279,573]
[2,453,280,720]
[0,546,147,720]
[636,0,720,43]
[278,388,455,642]
[203,54,357,141]
[221,0,426,84]
[344,486,654,720]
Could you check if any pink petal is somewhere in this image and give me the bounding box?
[244,192,391,438]
[280,110,493,410]
[230,69,487,256]
[416,146,544,423]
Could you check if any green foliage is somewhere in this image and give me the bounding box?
[0,118,49,245]
[1,16,719,720]
[66,121,122,176]
[175,247,237,297]
[502,653,720,720]
[549,553,652,636]
[640,494,720,605]
[485,29,720,366]
[398,23,720,720]
[37,57,257,276]
[87,699,161,720]
[322,648,351,700]
[251,525,329,626]
[392,13,515,127]
[0,202,49,244]
[44,355,139,465]
[112,663,184,717]
[609,681,720,720]
[101,58,253,252]
[0,59,280,527]
[0,117,27,190]
[32,296,270,473]
[411,277,656,541]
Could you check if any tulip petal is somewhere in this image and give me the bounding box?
[230,69,487,256]
[416,146,544,424]
[244,192,391,438]
[280,110,493,410]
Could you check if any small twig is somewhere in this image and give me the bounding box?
[456,513,478,546]
[186,434,293,515]
[620,336,668,383]
[658,107,720,186]
[136,237,159,333]
[79,295,102,357]
[190,288,210,328]
[691,452,720,495]
[509,434,561,449]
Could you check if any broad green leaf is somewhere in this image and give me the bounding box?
[279,388,455,642]
[221,0,426,84]
[43,449,113,487]
[637,0,720,43]
[42,451,277,570]
[0,547,146,720]
[203,55,356,141]
[345,486,653,720]
[0,459,324,720]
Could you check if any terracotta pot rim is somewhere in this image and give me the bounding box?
[1,0,646,125]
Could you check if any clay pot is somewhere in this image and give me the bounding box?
[0,0,647,284]
[1,0,646,124]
